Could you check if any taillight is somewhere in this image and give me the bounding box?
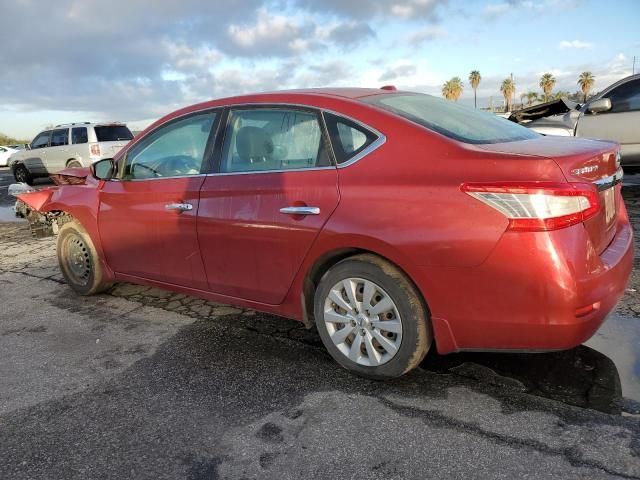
[461,182,600,232]
[90,144,101,156]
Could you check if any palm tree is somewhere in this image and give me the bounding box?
[554,90,571,100]
[469,70,481,108]
[500,78,516,112]
[539,73,556,102]
[526,91,538,106]
[577,71,595,103]
[442,77,464,101]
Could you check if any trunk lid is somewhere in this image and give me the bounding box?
[476,136,621,254]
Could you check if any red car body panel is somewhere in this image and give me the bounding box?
[198,169,340,304]
[16,88,634,356]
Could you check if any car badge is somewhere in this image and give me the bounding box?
[571,165,599,176]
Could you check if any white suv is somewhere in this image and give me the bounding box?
[9,122,133,184]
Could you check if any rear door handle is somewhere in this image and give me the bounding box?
[279,206,320,216]
[165,202,193,212]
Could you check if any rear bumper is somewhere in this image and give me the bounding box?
[418,202,634,354]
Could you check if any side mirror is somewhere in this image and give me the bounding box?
[26,143,31,150]
[91,158,116,180]
[588,98,612,114]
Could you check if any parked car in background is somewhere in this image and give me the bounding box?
[14,88,633,379]
[511,74,640,168]
[8,122,133,184]
[0,145,18,167]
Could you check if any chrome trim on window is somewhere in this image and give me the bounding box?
[119,102,388,179]
[335,135,386,169]
[206,166,336,177]
[594,167,624,191]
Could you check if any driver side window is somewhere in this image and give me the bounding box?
[124,111,217,180]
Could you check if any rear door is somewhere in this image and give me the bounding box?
[576,78,640,165]
[197,106,340,304]
[98,111,218,288]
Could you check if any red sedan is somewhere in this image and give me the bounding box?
[17,88,634,379]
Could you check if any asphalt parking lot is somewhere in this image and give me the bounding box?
[1,167,639,479]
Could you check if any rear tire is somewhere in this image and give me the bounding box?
[314,254,431,379]
[13,164,33,185]
[57,220,112,295]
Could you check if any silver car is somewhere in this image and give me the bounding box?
[9,122,133,184]
[514,74,640,168]
[576,74,640,167]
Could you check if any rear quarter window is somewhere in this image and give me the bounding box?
[323,112,378,164]
[94,125,134,142]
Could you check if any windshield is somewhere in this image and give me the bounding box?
[94,125,134,142]
[362,93,539,144]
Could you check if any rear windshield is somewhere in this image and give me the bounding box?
[362,93,539,144]
[94,125,134,142]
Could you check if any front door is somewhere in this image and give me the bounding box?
[98,110,218,288]
[198,107,340,304]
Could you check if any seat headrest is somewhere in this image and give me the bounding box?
[236,126,273,161]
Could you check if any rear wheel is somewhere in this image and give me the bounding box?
[57,220,112,295]
[314,254,431,379]
[13,164,33,185]
[66,159,82,168]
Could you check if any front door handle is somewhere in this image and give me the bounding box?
[165,203,193,212]
[279,206,320,216]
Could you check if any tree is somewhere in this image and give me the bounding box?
[500,78,516,112]
[554,90,571,100]
[539,73,556,102]
[469,70,481,108]
[526,91,538,106]
[442,77,464,101]
[577,71,595,103]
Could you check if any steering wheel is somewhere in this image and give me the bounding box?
[132,162,161,178]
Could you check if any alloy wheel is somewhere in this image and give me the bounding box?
[323,277,403,367]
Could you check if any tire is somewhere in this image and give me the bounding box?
[314,254,431,379]
[13,164,34,185]
[57,220,112,295]
[66,160,82,168]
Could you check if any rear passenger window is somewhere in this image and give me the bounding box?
[50,129,69,147]
[323,113,378,164]
[72,127,88,144]
[221,108,331,173]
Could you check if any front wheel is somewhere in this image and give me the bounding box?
[57,220,112,295]
[13,164,33,185]
[314,254,432,379]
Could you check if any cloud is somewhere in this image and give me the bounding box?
[297,0,448,20]
[379,64,418,82]
[558,40,593,50]
[407,26,447,45]
[482,0,582,20]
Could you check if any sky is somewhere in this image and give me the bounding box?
[0,0,638,140]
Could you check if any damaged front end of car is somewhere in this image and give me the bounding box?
[9,166,92,238]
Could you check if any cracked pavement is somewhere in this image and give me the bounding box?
[0,169,639,479]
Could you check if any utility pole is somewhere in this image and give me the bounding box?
[633,56,636,75]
